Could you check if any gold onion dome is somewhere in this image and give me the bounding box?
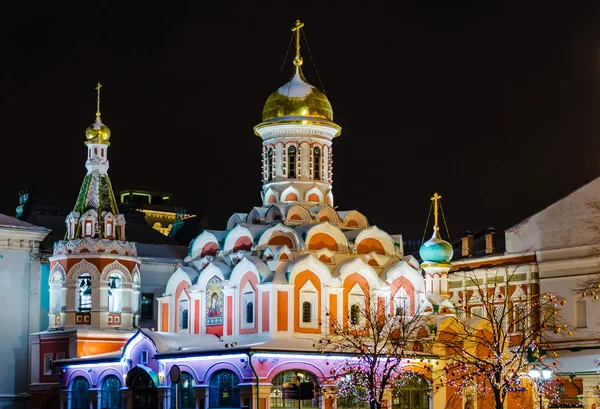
[262,65,333,122]
[85,82,111,142]
[261,20,333,122]
[85,116,111,142]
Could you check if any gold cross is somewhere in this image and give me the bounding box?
[430,192,442,231]
[95,82,102,117]
[291,19,304,65]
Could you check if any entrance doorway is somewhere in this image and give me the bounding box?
[129,368,158,409]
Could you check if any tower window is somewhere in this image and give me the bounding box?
[313,147,321,181]
[267,148,273,182]
[77,274,92,312]
[107,274,122,313]
[287,146,296,179]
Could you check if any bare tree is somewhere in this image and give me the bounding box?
[436,265,569,409]
[315,294,429,409]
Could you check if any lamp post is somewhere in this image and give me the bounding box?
[529,368,552,409]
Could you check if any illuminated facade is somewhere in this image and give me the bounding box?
[45,21,450,409]
[31,19,585,409]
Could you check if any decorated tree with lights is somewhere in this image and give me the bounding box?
[315,293,429,409]
[436,266,569,409]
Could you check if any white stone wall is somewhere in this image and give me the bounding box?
[0,227,47,409]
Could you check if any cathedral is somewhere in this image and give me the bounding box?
[28,20,454,409]
[22,19,600,409]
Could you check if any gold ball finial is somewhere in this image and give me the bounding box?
[293,56,303,66]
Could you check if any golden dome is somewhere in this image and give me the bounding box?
[262,65,333,122]
[85,116,111,142]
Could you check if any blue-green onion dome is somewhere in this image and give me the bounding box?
[419,230,453,264]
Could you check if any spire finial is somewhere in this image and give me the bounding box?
[431,192,442,232]
[95,82,102,119]
[291,19,305,66]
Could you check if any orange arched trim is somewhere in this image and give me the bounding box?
[357,238,386,255]
[308,233,338,252]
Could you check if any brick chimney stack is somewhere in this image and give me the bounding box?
[485,227,497,254]
[461,230,474,257]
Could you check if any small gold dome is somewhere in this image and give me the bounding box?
[262,66,333,122]
[85,116,111,142]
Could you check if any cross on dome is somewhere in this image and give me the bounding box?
[291,19,305,66]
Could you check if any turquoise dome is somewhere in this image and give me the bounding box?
[419,230,453,264]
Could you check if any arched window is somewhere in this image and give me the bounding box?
[287,146,297,178]
[270,370,318,409]
[71,377,90,409]
[246,302,253,324]
[171,372,195,409]
[313,147,321,181]
[181,309,189,329]
[101,375,122,409]
[108,274,122,313]
[302,302,312,323]
[267,148,274,182]
[209,370,240,408]
[350,304,360,325]
[78,274,92,312]
[392,375,430,409]
[49,274,64,314]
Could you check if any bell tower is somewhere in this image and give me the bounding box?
[254,20,341,207]
[48,83,141,330]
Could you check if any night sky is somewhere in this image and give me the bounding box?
[2,2,600,242]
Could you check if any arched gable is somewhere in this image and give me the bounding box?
[354,226,396,256]
[264,189,279,206]
[338,257,382,291]
[265,205,283,223]
[384,260,425,293]
[304,187,324,203]
[226,214,246,231]
[223,225,254,254]
[341,210,368,228]
[100,260,132,282]
[287,255,332,285]
[281,186,301,203]
[257,224,302,251]
[121,330,158,364]
[49,263,67,283]
[317,206,340,225]
[195,262,229,290]
[287,205,312,224]
[229,257,263,285]
[305,222,349,253]
[190,231,221,260]
[165,268,194,300]
[67,259,100,281]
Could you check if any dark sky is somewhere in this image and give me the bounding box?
[2,2,600,242]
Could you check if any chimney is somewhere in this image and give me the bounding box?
[485,227,497,254]
[461,231,474,257]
